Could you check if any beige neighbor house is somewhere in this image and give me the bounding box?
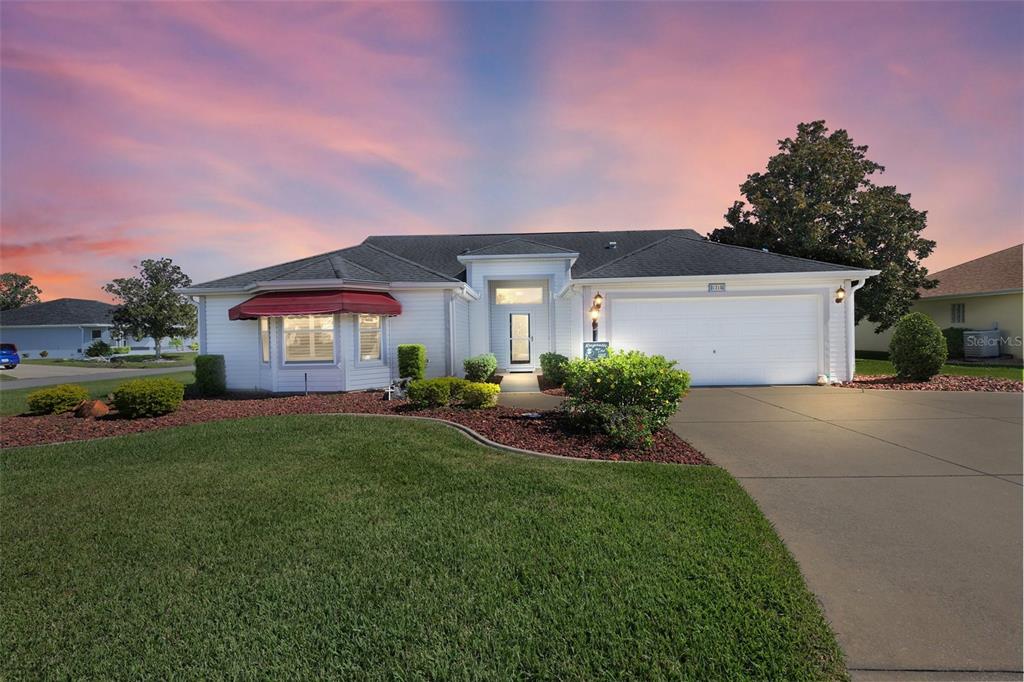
[856,244,1023,359]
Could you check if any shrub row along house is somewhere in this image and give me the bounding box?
[0,298,196,358]
[180,229,878,391]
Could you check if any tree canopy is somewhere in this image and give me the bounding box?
[708,121,935,331]
[103,258,197,358]
[0,273,42,311]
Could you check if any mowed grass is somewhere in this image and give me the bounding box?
[1,416,847,680]
[0,371,194,416]
[856,358,1023,381]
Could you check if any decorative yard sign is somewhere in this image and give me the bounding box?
[708,282,726,293]
[582,342,609,361]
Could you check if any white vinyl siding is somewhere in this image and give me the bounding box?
[453,296,470,377]
[387,290,448,380]
[203,295,261,390]
[283,315,334,364]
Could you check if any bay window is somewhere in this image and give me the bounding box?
[283,315,334,363]
[358,314,382,361]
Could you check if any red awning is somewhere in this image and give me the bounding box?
[228,290,402,320]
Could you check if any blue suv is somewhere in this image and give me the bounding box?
[0,343,20,369]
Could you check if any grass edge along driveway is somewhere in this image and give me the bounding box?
[1,415,847,680]
[0,371,195,416]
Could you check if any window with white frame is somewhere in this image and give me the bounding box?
[358,314,382,361]
[283,315,334,363]
[494,287,543,305]
[951,303,965,324]
[260,317,270,363]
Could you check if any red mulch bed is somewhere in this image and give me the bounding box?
[0,392,709,465]
[841,374,1022,392]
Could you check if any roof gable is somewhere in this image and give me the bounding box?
[920,244,1023,298]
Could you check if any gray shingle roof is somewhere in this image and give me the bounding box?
[578,234,863,278]
[191,228,861,290]
[462,238,578,256]
[0,298,115,326]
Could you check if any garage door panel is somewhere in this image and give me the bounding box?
[609,296,821,386]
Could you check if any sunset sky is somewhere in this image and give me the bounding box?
[2,1,1021,301]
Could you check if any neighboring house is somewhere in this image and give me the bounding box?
[0,298,196,358]
[181,229,877,390]
[856,244,1023,359]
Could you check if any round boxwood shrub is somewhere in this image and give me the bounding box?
[85,340,113,357]
[112,377,185,418]
[463,353,497,383]
[941,327,964,359]
[397,344,427,380]
[26,384,90,415]
[194,354,226,396]
[539,352,569,386]
[407,378,451,408]
[461,382,501,408]
[889,312,948,381]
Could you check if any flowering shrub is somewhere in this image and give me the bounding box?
[563,350,690,430]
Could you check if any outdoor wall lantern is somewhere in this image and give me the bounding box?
[590,292,604,342]
[834,286,846,304]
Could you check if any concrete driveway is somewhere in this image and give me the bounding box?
[673,386,1023,680]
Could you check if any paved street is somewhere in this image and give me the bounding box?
[0,364,193,389]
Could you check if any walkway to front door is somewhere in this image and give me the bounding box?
[496,372,541,393]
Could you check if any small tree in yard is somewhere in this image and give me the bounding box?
[103,258,197,359]
[0,272,42,310]
[709,121,936,332]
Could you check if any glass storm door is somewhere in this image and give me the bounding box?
[509,313,531,365]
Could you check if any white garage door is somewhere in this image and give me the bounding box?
[608,295,821,386]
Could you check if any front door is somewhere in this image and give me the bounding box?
[509,313,531,366]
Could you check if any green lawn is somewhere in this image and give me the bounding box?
[1,416,846,679]
[856,358,1023,381]
[0,371,194,416]
[22,352,196,369]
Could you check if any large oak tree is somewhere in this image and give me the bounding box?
[709,121,935,331]
[0,272,42,311]
[104,258,197,358]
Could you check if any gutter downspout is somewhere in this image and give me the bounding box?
[845,279,868,382]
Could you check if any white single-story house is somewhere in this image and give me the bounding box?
[181,229,877,391]
[856,243,1023,359]
[0,298,196,358]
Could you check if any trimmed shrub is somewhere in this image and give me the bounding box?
[561,400,617,434]
[397,344,427,380]
[563,349,691,430]
[436,376,469,401]
[462,382,501,408]
[194,354,226,396]
[85,340,113,357]
[464,353,498,383]
[942,327,965,359]
[112,378,185,418]
[111,346,131,355]
[38,350,49,358]
[407,378,451,408]
[539,352,569,386]
[189,342,200,352]
[889,312,948,381]
[26,384,90,415]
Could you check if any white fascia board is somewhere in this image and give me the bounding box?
[456,253,579,264]
[570,269,879,288]
[916,288,1023,302]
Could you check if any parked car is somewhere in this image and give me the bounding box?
[0,343,21,369]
